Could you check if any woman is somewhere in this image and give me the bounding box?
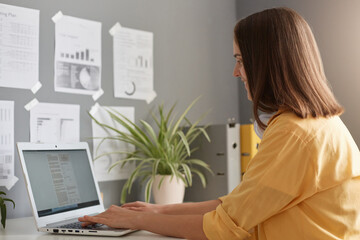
[79,7,360,239]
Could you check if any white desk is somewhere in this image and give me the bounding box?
[1,217,182,240]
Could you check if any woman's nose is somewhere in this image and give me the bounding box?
[233,66,240,78]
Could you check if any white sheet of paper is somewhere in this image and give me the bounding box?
[0,4,39,90]
[92,106,136,181]
[112,26,155,102]
[0,101,18,190]
[30,102,80,143]
[54,13,102,95]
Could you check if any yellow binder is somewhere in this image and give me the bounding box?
[240,124,261,179]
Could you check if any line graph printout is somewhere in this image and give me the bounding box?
[30,102,80,143]
[0,101,18,190]
[0,3,39,89]
[54,14,101,95]
[112,27,155,102]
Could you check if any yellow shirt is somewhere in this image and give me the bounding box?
[203,111,360,240]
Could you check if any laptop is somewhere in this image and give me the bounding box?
[17,142,136,236]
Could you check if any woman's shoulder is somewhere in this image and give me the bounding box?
[264,111,344,143]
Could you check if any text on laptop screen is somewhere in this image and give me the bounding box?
[23,149,99,217]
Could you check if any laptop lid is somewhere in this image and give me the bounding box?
[17,142,105,228]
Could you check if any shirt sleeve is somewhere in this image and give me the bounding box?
[203,127,318,240]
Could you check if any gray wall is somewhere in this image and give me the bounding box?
[0,0,239,218]
[236,0,360,147]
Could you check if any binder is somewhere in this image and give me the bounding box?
[240,124,261,179]
[184,124,241,202]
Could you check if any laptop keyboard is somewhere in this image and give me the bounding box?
[58,222,103,229]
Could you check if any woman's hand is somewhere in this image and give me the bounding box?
[78,205,140,229]
[121,201,163,214]
[78,203,207,239]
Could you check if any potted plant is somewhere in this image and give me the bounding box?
[0,191,15,229]
[90,98,212,204]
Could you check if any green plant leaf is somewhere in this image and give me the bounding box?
[94,151,135,161]
[1,201,6,229]
[191,169,207,188]
[177,131,190,156]
[95,137,107,156]
[165,161,177,176]
[3,199,15,209]
[91,109,155,158]
[144,177,154,203]
[157,175,166,190]
[120,160,153,204]
[88,112,124,136]
[99,135,151,158]
[140,120,159,148]
[138,171,153,184]
[151,112,161,129]
[197,127,211,143]
[184,111,209,139]
[152,159,161,175]
[177,174,187,187]
[109,157,156,172]
[92,137,120,157]
[106,108,152,147]
[186,128,207,146]
[181,163,192,187]
[183,117,193,127]
[165,102,177,125]
[124,159,152,197]
[168,97,201,143]
[120,181,129,204]
[187,159,213,174]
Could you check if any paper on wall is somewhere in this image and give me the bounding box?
[54,13,102,95]
[0,3,39,90]
[92,105,136,181]
[111,25,156,103]
[30,102,80,143]
[0,101,18,190]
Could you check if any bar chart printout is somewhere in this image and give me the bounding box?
[0,101,18,190]
[54,14,102,95]
[60,49,94,62]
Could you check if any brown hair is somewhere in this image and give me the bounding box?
[234,7,343,129]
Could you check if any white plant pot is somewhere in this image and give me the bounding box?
[152,175,185,205]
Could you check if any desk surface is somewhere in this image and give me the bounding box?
[1,217,182,240]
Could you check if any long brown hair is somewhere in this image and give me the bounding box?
[234,7,343,129]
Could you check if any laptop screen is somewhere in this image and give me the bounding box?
[22,149,99,217]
